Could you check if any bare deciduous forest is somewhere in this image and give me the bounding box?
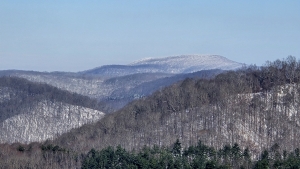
[2,56,300,168]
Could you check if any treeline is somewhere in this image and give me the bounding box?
[82,140,300,169]
[0,76,103,122]
[52,56,300,154]
[82,140,248,169]
[1,139,300,169]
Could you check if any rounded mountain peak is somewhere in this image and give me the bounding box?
[129,55,243,73]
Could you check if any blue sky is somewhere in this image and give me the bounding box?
[1,1,299,72]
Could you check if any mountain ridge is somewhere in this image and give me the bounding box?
[0,55,240,112]
[81,55,244,77]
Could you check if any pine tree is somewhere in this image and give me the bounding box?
[172,139,182,157]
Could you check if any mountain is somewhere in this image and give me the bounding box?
[0,55,242,142]
[51,56,300,156]
[0,77,105,143]
[0,55,242,112]
[1,56,299,169]
[82,55,243,77]
[130,55,242,72]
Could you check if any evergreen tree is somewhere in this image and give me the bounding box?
[172,139,182,157]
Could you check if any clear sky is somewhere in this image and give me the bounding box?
[1,1,299,72]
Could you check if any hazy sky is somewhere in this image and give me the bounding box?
[1,1,299,72]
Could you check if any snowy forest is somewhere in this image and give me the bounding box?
[1,56,300,168]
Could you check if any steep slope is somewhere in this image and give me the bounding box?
[0,77,105,143]
[52,56,300,156]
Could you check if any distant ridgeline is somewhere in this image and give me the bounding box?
[0,55,242,112]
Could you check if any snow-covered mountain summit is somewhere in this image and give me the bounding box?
[130,55,243,73]
[83,55,244,77]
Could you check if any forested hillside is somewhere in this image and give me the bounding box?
[0,77,105,143]
[52,56,300,155]
[0,77,102,117]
